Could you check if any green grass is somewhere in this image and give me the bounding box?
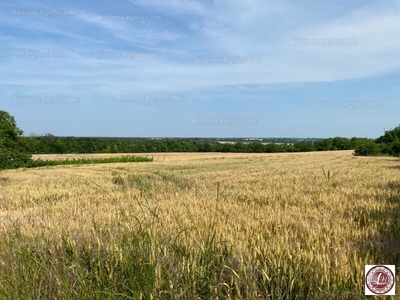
[24,155,153,168]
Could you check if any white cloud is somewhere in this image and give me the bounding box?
[130,0,206,15]
[1,1,400,97]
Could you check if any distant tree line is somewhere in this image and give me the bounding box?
[21,135,369,154]
[21,127,400,156]
[0,110,152,170]
[1,109,399,171]
[353,125,400,156]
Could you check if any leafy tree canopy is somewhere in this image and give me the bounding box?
[0,110,32,170]
[376,125,400,144]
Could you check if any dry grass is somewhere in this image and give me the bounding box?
[1,150,399,298]
[32,149,353,161]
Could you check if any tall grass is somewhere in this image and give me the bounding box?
[0,151,398,298]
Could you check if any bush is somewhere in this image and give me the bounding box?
[24,156,153,168]
[0,111,32,170]
[354,140,381,156]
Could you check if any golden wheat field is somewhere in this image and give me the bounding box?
[0,150,399,298]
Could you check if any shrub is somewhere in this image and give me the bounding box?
[0,111,32,170]
[354,139,381,156]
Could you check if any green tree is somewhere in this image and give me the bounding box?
[0,111,32,169]
[376,125,400,144]
[152,140,167,152]
[294,141,315,152]
[376,125,400,156]
[332,137,351,150]
[314,138,333,151]
[234,142,247,153]
[265,143,284,153]
[199,141,213,152]
[217,142,235,152]
[354,139,381,156]
[391,140,400,156]
[248,141,265,153]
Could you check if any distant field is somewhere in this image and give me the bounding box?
[1,150,399,298]
[33,149,354,161]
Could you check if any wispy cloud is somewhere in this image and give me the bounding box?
[130,0,207,15]
[0,0,398,137]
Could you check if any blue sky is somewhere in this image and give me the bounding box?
[1,0,399,138]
